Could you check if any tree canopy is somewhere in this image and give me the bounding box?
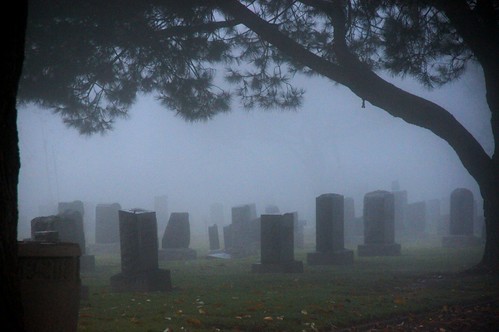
[20,1,493,132]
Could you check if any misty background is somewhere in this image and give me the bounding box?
[16,63,491,242]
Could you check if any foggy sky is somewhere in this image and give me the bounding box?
[17,64,491,240]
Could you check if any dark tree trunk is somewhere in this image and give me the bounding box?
[480,185,499,271]
[1,1,27,331]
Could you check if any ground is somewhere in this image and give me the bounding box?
[339,300,499,331]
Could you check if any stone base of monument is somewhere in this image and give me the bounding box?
[357,243,401,256]
[307,249,354,265]
[80,254,95,272]
[251,260,304,273]
[18,241,81,332]
[442,235,483,248]
[158,248,197,261]
[110,269,172,292]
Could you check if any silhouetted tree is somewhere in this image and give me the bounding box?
[2,0,498,328]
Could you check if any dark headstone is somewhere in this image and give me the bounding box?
[208,224,220,251]
[159,212,197,260]
[225,204,260,257]
[18,242,81,332]
[358,190,401,256]
[252,213,303,273]
[95,203,121,244]
[307,194,354,265]
[162,212,190,249]
[31,210,95,273]
[31,211,87,255]
[110,209,172,292]
[442,188,481,247]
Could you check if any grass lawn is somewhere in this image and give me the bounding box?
[78,243,498,331]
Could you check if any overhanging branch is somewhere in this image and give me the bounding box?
[217,0,495,187]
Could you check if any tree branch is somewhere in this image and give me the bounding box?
[217,0,495,189]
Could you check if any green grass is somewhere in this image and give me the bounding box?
[78,245,498,331]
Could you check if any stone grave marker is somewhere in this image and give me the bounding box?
[159,212,197,260]
[442,188,481,247]
[208,224,220,251]
[307,193,354,265]
[252,213,303,273]
[110,209,171,292]
[358,190,401,256]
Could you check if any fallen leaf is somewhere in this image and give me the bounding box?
[394,296,406,305]
[263,316,273,321]
[301,310,308,315]
[186,317,202,327]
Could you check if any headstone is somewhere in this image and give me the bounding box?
[405,201,427,236]
[110,209,172,292]
[442,188,481,247]
[31,209,95,272]
[18,241,81,332]
[225,204,260,257]
[307,194,354,265]
[358,190,401,256]
[252,213,303,273]
[95,203,121,244]
[208,224,220,251]
[159,212,197,260]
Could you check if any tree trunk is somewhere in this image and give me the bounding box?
[480,185,499,271]
[0,1,27,331]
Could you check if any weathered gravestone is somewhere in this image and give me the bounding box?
[307,194,354,265]
[358,191,401,256]
[18,241,81,332]
[208,224,220,251]
[442,188,481,247]
[110,209,172,292]
[224,204,260,257]
[31,206,95,272]
[159,212,197,260]
[252,213,304,273]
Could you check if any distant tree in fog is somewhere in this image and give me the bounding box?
[2,0,498,328]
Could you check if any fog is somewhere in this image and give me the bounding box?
[17,64,491,241]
